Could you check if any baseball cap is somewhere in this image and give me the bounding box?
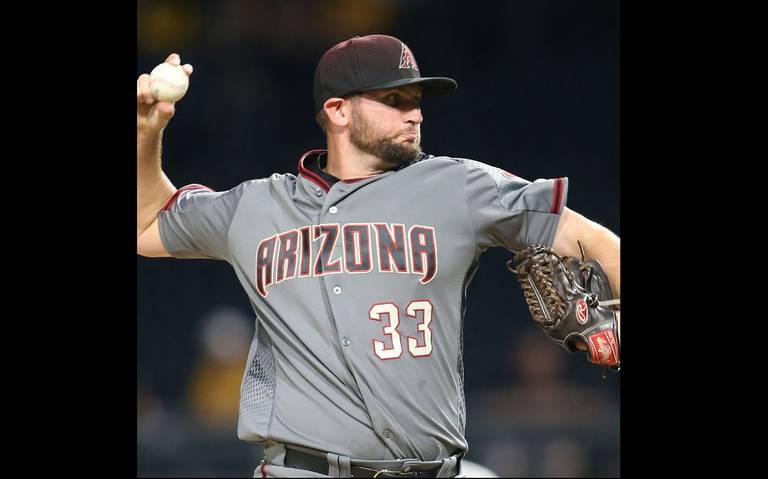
[313,34,457,112]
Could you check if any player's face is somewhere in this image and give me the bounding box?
[348,84,424,167]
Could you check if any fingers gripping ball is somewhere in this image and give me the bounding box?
[149,63,189,102]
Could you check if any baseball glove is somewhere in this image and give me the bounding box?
[507,243,620,371]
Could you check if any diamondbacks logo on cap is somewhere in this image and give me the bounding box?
[399,43,419,70]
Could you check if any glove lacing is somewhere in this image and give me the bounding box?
[510,249,569,328]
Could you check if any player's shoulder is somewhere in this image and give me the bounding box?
[414,153,525,184]
[236,172,299,192]
[241,172,298,185]
[169,174,298,213]
[412,152,467,165]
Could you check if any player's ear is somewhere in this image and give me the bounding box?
[323,98,348,127]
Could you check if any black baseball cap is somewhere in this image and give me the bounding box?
[313,34,457,113]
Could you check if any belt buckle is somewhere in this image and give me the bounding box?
[368,460,423,478]
[371,470,415,478]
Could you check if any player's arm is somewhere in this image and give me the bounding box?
[551,207,620,351]
[137,218,169,257]
[551,207,620,298]
[136,53,192,257]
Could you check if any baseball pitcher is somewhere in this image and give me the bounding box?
[137,35,620,478]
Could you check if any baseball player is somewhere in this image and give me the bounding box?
[137,35,620,478]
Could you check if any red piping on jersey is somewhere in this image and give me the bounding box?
[260,463,267,478]
[161,184,215,211]
[298,149,331,192]
[551,178,563,214]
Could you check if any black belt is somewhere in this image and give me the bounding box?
[284,448,446,478]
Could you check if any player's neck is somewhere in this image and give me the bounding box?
[324,141,389,180]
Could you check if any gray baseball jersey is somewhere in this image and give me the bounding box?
[157,149,567,461]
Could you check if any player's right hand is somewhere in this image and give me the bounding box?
[137,53,193,134]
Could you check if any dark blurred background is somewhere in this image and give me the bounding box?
[137,0,619,476]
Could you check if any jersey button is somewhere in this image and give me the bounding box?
[383,429,392,438]
[315,188,323,197]
[329,206,338,214]
[342,337,351,346]
[332,286,342,295]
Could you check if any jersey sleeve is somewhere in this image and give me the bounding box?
[157,181,251,260]
[462,159,568,251]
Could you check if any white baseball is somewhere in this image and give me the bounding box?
[149,62,189,102]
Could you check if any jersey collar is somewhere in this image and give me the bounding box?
[297,149,337,192]
[297,148,431,193]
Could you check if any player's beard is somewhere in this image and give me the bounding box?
[349,108,422,168]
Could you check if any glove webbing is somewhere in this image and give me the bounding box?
[512,250,570,328]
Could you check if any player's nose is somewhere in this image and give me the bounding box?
[404,106,423,125]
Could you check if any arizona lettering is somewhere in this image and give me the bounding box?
[255,223,437,297]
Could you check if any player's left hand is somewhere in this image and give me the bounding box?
[507,244,620,370]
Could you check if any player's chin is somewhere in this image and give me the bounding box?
[398,136,421,153]
[399,140,421,157]
[401,139,419,151]
[379,142,420,167]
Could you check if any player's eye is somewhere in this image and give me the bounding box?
[383,94,421,109]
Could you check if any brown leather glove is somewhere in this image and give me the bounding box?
[507,244,620,371]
